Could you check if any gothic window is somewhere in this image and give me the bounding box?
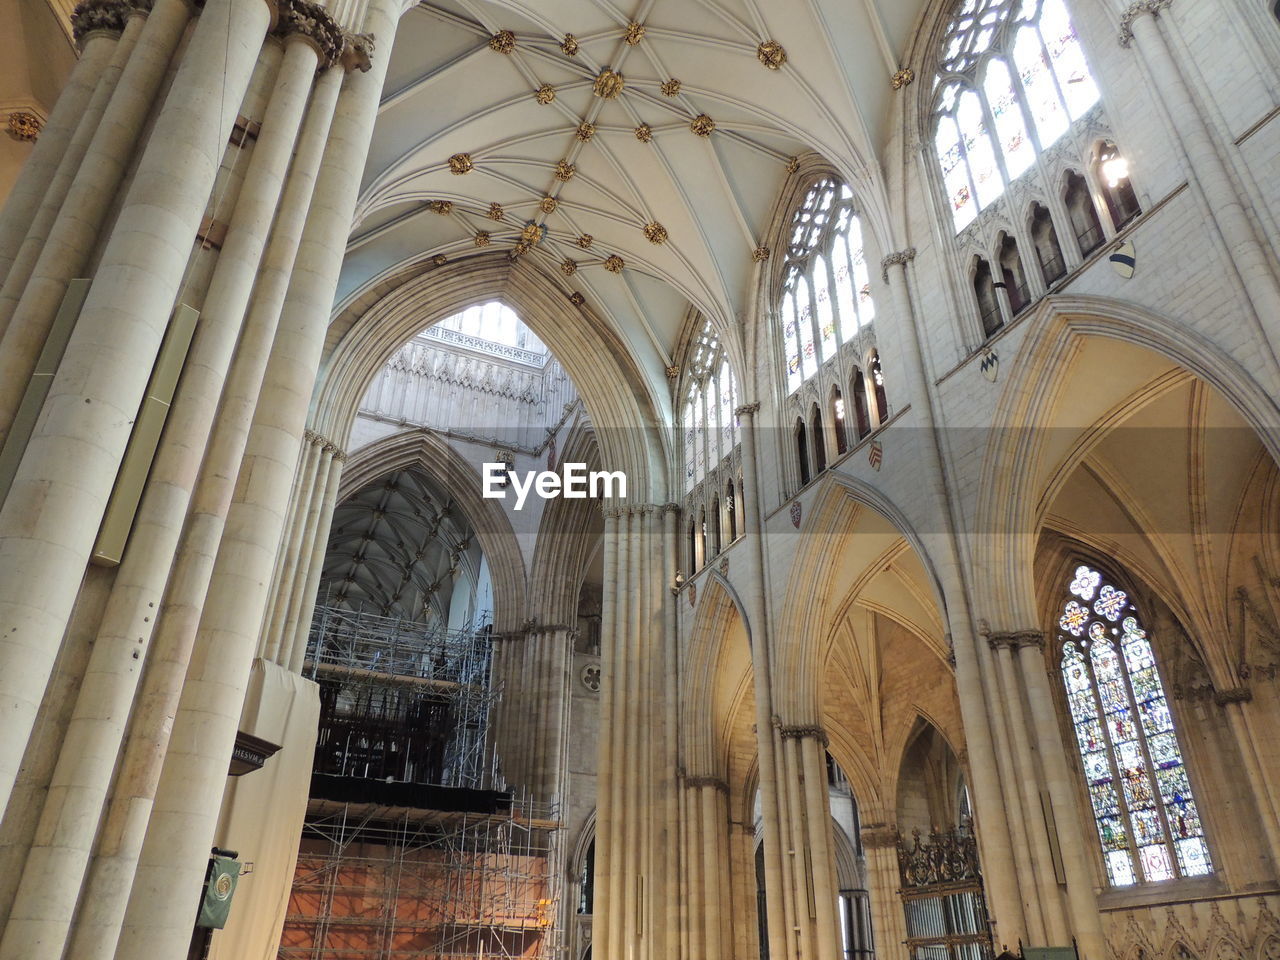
[778,179,877,395]
[578,838,595,914]
[1056,564,1213,887]
[973,258,1001,336]
[810,403,827,473]
[870,352,889,425]
[1063,170,1104,254]
[852,370,871,440]
[795,417,811,486]
[1030,202,1066,283]
[933,0,1101,231]
[831,385,848,455]
[680,319,740,494]
[998,233,1029,314]
[1097,140,1141,228]
[726,482,737,540]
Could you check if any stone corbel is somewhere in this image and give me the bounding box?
[71,0,133,46]
[683,775,730,794]
[880,247,916,283]
[984,629,1046,652]
[341,31,376,73]
[274,0,344,68]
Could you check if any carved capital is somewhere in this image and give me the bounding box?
[1214,686,1252,706]
[71,0,133,45]
[880,247,916,283]
[1118,0,1172,47]
[684,775,729,794]
[986,629,1045,651]
[274,0,344,67]
[734,401,760,417]
[778,724,829,746]
[860,822,899,849]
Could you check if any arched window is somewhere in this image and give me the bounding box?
[699,507,708,565]
[1056,564,1213,887]
[1029,202,1065,284]
[831,386,848,455]
[997,233,1029,314]
[870,353,889,426]
[851,370,871,440]
[710,496,722,556]
[973,258,1001,336]
[810,403,827,473]
[578,838,595,914]
[1063,170,1104,255]
[778,179,877,395]
[688,521,698,572]
[680,320,739,494]
[726,481,737,540]
[1097,140,1141,229]
[795,417,811,486]
[933,0,1101,231]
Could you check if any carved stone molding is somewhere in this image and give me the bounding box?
[1118,0,1172,47]
[734,401,760,417]
[1214,686,1253,706]
[71,0,132,44]
[860,823,899,849]
[274,0,343,67]
[986,629,1045,651]
[684,775,729,794]
[880,247,917,282]
[778,724,829,746]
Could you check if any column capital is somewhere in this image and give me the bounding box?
[660,502,681,514]
[1214,686,1252,706]
[683,775,729,794]
[1118,0,1172,47]
[880,247,916,282]
[734,401,760,417]
[860,822,899,849]
[274,0,344,67]
[984,629,1045,651]
[778,724,830,746]
[71,0,133,46]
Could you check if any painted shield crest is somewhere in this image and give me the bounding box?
[789,500,802,528]
[1109,240,1136,279]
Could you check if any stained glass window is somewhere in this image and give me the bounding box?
[1057,564,1212,887]
[933,0,1101,231]
[778,178,880,396]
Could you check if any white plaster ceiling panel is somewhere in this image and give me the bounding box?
[345,0,929,402]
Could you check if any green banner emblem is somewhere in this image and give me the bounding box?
[196,857,241,929]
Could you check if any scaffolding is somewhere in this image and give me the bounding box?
[305,605,499,790]
[279,605,560,960]
[279,796,561,960]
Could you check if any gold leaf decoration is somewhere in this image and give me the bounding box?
[487,202,505,220]
[756,40,787,69]
[576,122,596,142]
[660,78,681,97]
[634,123,652,142]
[689,113,715,137]
[568,291,585,306]
[752,245,771,262]
[427,200,453,214]
[624,22,645,44]
[521,222,544,244]
[539,196,558,214]
[535,83,556,104]
[593,69,625,99]
[603,254,624,273]
[432,254,448,266]
[891,67,915,89]
[785,156,800,174]
[7,112,41,142]
[643,221,668,244]
[576,234,593,249]
[665,364,680,379]
[510,240,530,258]
[560,33,579,56]
[555,159,576,181]
[561,259,578,276]
[474,232,491,247]
[448,153,473,174]
[488,30,515,54]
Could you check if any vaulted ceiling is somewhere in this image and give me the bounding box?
[340,0,934,408]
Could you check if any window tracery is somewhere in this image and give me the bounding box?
[933,0,1100,232]
[1056,564,1212,887]
[679,317,742,571]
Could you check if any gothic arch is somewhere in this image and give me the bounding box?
[972,295,1280,640]
[314,253,670,501]
[339,430,528,633]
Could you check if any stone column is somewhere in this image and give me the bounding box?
[60,57,347,960]
[1014,633,1106,960]
[0,7,124,282]
[0,0,273,818]
[285,444,346,673]
[109,3,403,953]
[0,25,327,960]
[260,433,324,660]
[681,780,705,960]
[0,0,195,431]
[594,509,620,960]
[861,823,910,960]
[1121,1,1280,364]
[693,777,730,960]
[881,253,1026,944]
[1219,697,1280,868]
[736,401,793,960]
